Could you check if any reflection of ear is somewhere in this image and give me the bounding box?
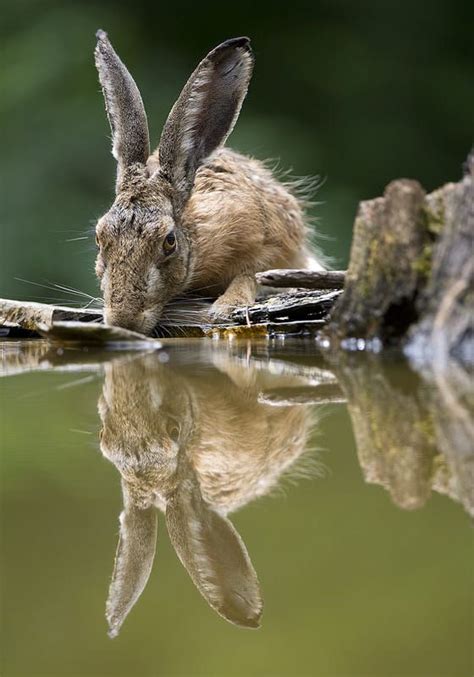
[166,469,262,628]
[106,481,157,638]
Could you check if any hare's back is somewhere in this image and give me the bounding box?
[183,148,313,292]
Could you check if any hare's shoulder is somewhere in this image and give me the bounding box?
[194,147,275,194]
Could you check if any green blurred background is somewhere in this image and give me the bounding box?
[1,0,473,303]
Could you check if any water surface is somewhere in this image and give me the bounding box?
[1,338,472,676]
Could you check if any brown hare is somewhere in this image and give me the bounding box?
[98,348,314,636]
[94,31,324,334]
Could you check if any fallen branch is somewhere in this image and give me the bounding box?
[231,290,341,325]
[255,269,346,290]
[0,298,102,330]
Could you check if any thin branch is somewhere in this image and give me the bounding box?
[256,269,346,290]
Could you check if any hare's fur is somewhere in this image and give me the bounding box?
[95,32,324,334]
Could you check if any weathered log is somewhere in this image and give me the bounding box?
[37,321,161,348]
[0,298,102,331]
[0,298,205,339]
[406,155,474,367]
[324,156,473,366]
[206,320,327,340]
[255,269,346,290]
[231,290,341,325]
[324,179,429,342]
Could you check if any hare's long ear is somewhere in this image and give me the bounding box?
[95,30,150,186]
[165,457,262,628]
[157,37,254,207]
[105,481,158,638]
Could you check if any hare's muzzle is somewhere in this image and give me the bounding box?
[104,307,160,335]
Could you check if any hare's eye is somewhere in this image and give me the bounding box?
[166,419,180,442]
[163,231,177,256]
[169,426,180,442]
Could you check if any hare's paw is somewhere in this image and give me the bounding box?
[209,274,257,323]
[208,298,235,323]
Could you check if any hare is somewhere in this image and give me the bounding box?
[98,348,315,636]
[94,31,324,334]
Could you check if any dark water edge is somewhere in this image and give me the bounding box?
[1,338,472,677]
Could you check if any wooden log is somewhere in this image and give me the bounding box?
[0,297,206,339]
[206,320,326,340]
[406,154,474,367]
[324,179,428,343]
[37,321,161,348]
[0,298,102,332]
[231,290,341,325]
[255,269,346,290]
[324,155,473,366]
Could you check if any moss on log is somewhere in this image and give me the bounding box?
[325,179,429,342]
[324,154,473,366]
[407,157,474,366]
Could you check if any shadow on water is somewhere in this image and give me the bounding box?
[1,338,473,638]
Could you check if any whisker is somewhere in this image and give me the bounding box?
[14,277,103,309]
[48,281,98,301]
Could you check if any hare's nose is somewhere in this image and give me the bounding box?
[104,308,142,332]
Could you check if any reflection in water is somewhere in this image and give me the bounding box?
[98,349,316,636]
[331,354,474,517]
[1,338,472,639]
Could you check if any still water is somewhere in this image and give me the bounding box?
[1,338,472,677]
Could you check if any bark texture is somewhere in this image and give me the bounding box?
[325,179,429,342]
[407,157,474,367]
[255,269,345,290]
[0,298,102,330]
[325,156,473,367]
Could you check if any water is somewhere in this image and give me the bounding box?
[1,338,472,677]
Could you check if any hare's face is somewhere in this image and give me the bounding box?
[95,171,191,334]
[98,358,195,507]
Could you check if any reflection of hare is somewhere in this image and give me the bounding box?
[98,353,313,636]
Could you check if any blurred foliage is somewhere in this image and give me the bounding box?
[1,0,473,302]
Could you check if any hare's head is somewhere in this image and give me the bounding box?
[98,355,196,507]
[94,31,254,333]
